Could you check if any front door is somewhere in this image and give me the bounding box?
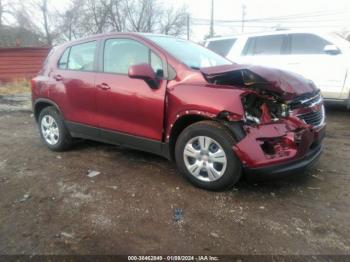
[95,38,166,141]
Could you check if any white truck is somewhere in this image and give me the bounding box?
[205,30,350,107]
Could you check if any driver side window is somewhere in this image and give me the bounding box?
[104,38,164,76]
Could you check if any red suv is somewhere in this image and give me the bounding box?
[31,33,325,190]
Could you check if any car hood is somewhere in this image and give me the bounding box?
[200,64,317,100]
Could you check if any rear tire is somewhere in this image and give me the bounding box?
[175,120,242,191]
[38,106,72,151]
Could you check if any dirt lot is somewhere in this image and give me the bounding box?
[0,93,350,255]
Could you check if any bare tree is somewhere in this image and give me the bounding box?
[3,0,189,45]
[106,0,127,32]
[160,6,188,36]
[0,0,4,27]
[87,0,110,33]
[0,0,12,27]
[57,0,85,41]
[125,0,161,32]
[38,0,53,45]
[10,0,56,45]
[10,1,40,32]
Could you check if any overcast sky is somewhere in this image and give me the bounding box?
[165,0,350,41]
[52,0,350,42]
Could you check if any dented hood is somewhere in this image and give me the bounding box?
[200,64,317,100]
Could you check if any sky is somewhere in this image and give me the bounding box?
[37,0,350,42]
[165,0,350,41]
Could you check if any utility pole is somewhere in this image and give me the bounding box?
[186,14,190,40]
[209,0,214,38]
[241,4,246,33]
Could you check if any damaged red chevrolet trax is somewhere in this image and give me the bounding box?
[31,33,325,190]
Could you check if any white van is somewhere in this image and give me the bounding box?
[205,31,350,106]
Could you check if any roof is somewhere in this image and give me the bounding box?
[55,32,176,49]
[205,29,335,42]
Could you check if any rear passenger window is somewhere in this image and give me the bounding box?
[242,35,285,55]
[58,48,70,69]
[104,39,149,74]
[67,41,96,71]
[207,38,236,56]
[290,34,331,54]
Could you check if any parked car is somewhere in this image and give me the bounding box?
[31,33,325,190]
[205,30,350,107]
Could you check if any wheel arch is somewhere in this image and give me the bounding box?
[168,114,210,161]
[33,98,61,122]
[167,110,245,161]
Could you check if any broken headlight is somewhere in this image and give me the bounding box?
[242,93,289,125]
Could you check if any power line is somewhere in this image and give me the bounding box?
[192,8,350,24]
[192,22,350,29]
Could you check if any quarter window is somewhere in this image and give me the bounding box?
[290,33,331,54]
[58,48,70,69]
[207,38,236,56]
[67,41,97,71]
[150,51,164,77]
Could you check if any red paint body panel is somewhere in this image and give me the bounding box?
[95,73,166,140]
[46,70,97,127]
[201,64,315,100]
[128,63,156,80]
[233,119,319,168]
[31,32,325,173]
[165,82,246,138]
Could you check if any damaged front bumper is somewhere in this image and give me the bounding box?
[244,143,323,177]
[233,119,325,177]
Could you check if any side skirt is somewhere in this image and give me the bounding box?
[65,121,171,160]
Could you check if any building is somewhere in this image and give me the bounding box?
[0,47,51,83]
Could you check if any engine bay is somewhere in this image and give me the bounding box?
[204,68,292,125]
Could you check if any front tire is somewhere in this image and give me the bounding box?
[38,106,72,151]
[175,120,242,191]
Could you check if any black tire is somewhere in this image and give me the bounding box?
[38,106,72,151]
[175,120,242,191]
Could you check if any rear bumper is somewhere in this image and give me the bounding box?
[244,143,323,177]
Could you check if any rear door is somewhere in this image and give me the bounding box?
[285,33,347,99]
[53,41,98,127]
[95,37,167,141]
[235,34,288,69]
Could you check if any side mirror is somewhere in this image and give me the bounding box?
[323,45,341,55]
[128,63,159,89]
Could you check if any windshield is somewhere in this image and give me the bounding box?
[145,35,232,69]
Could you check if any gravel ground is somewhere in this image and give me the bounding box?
[0,93,349,255]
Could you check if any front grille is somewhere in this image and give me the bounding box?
[298,105,325,127]
[289,92,322,110]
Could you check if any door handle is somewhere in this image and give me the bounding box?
[54,74,63,81]
[98,83,111,90]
